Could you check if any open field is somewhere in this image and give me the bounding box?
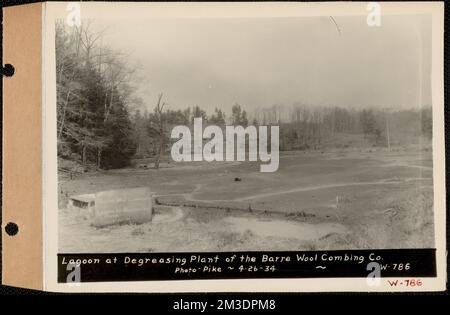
[59,148,434,252]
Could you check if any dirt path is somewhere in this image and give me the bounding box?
[381,162,433,171]
[236,177,431,201]
[170,177,432,203]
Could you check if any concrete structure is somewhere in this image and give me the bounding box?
[68,194,95,214]
[92,187,153,227]
[68,187,153,227]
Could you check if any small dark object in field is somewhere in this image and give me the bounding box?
[234,177,242,182]
[248,204,252,212]
[131,227,145,236]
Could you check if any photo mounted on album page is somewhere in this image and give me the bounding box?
[2,1,446,293]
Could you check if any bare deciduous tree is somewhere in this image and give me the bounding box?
[151,93,167,169]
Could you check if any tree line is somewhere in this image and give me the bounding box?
[133,102,432,161]
[56,23,432,171]
[56,21,137,169]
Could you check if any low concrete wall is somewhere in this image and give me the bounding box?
[92,187,153,227]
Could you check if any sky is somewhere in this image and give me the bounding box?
[94,15,431,115]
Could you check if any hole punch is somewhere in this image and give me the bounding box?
[5,222,19,236]
[2,64,15,77]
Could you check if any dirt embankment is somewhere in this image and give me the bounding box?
[58,150,434,252]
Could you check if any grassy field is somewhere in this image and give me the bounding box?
[58,148,434,252]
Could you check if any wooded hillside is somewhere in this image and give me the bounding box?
[56,23,432,171]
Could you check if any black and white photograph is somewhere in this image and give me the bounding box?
[42,2,445,290]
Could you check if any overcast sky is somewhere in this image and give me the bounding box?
[94,15,431,114]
